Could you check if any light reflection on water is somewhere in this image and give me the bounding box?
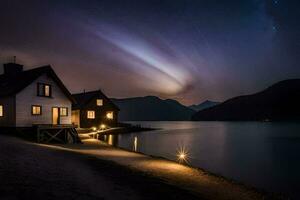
[133,136,138,152]
[99,121,300,199]
[100,134,139,152]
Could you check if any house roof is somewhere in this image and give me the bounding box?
[72,90,120,111]
[0,64,75,103]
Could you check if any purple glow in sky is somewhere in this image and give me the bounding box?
[0,0,299,105]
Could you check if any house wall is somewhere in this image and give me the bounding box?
[78,96,118,128]
[71,110,80,127]
[0,96,16,127]
[15,74,72,127]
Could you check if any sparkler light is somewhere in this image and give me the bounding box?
[179,153,186,160]
[176,145,189,164]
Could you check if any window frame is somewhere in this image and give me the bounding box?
[31,105,42,115]
[87,110,95,119]
[0,105,3,117]
[37,83,52,97]
[60,107,68,117]
[106,111,114,120]
[96,99,103,106]
[44,85,51,97]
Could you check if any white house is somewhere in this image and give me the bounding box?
[0,63,74,128]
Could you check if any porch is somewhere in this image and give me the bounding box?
[35,124,81,144]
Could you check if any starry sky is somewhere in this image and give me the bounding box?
[0,0,299,105]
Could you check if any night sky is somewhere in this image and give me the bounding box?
[0,0,299,105]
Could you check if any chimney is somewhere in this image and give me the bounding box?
[3,63,23,76]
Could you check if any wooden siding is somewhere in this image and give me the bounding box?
[0,96,16,127]
[15,74,72,127]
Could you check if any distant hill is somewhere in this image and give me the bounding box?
[111,96,195,121]
[192,79,300,121]
[189,100,220,111]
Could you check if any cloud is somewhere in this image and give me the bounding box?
[93,24,195,94]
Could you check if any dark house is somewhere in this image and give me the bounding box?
[0,63,75,127]
[72,90,120,128]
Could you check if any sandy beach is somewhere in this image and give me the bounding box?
[0,134,274,200]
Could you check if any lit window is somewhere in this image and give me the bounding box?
[60,107,68,116]
[0,105,3,117]
[32,105,42,115]
[37,83,51,97]
[45,85,50,97]
[87,111,95,119]
[106,111,113,120]
[96,99,103,106]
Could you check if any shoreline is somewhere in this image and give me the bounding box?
[90,126,285,199]
[0,134,201,200]
[85,138,284,200]
[39,138,276,200]
[78,125,158,136]
[0,133,284,199]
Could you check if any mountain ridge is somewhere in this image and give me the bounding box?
[192,79,300,121]
[189,100,220,111]
[111,96,195,121]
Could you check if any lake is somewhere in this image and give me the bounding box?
[99,121,300,199]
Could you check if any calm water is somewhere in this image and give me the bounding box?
[100,121,300,198]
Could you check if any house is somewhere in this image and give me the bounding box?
[0,62,76,128]
[72,90,120,128]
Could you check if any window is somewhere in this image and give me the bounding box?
[45,85,50,97]
[32,105,42,115]
[37,83,52,97]
[0,105,3,117]
[60,107,68,116]
[87,110,95,119]
[106,111,114,120]
[96,99,103,106]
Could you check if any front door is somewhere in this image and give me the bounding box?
[52,107,60,125]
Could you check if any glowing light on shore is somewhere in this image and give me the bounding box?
[100,124,106,130]
[179,153,186,159]
[177,145,189,164]
[92,127,97,131]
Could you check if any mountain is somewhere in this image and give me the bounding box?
[192,79,300,121]
[189,100,220,111]
[111,96,195,121]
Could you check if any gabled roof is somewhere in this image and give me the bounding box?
[72,90,120,111]
[0,65,75,103]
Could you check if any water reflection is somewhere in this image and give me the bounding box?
[108,135,113,145]
[100,134,138,152]
[100,134,119,146]
[133,136,138,152]
[105,121,300,199]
